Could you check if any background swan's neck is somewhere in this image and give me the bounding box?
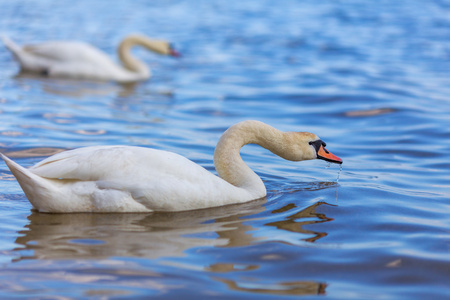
[117,35,153,76]
[213,120,286,197]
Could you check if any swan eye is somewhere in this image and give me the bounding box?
[309,140,323,152]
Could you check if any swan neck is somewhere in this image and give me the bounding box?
[117,36,150,75]
[213,121,285,194]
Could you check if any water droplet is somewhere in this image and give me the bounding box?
[336,164,343,183]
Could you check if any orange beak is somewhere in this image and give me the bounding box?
[318,145,342,164]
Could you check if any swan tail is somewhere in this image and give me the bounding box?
[1,153,51,209]
[1,36,21,55]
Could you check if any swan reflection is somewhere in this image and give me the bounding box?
[14,73,139,98]
[268,201,334,243]
[14,200,267,261]
[11,199,332,296]
[216,277,326,296]
[207,263,327,295]
[13,200,335,261]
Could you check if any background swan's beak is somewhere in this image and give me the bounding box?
[318,145,343,164]
[169,47,181,57]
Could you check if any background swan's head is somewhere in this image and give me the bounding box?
[125,34,180,57]
[282,132,342,164]
[140,37,179,56]
[147,40,180,57]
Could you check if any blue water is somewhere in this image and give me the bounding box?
[1,0,449,298]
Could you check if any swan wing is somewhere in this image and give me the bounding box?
[29,145,241,211]
[22,42,129,80]
[30,146,160,180]
[30,145,222,188]
[23,42,112,63]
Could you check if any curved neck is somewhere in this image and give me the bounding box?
[117,35,154,75]
[213,121,287,196]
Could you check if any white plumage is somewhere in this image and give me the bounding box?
[2,34,179,82]
[1,121,342,213]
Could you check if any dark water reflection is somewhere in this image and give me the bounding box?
[216,277,326,296]
[2,147,66,158]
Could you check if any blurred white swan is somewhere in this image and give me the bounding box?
[1,120,342,213]
[2,34,180,82]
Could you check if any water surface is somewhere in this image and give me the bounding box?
[0,0,449,299]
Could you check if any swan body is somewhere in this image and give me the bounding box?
[2,34,179,82]
[1,121,342,213]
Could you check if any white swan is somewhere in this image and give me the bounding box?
[0,121,342,213]
[2,34,179,82]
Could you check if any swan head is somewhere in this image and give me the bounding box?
[141,39,180,57]
[123,34,181,57]
[283,132,342,164]
[150,41,180,57]
[308,137,342,164]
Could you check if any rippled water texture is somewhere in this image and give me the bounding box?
[0,0,449,299]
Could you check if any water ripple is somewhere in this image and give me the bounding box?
[0,0,449,298]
